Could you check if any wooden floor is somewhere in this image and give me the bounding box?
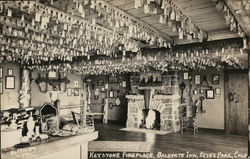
[91,123,248,158]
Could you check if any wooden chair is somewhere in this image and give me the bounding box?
[71,111,95,130]
[180,105,198,135]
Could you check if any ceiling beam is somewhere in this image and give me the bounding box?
[171,0,207,33]
[174,30,240,45]
[225,0,250,35]
[96,0,173,42]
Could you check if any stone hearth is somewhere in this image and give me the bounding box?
[126,95,181,132]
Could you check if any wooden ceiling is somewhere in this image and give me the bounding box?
[99,0,245,45]
[225,0,250,35]
[0,0,248,73]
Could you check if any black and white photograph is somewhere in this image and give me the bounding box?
[5,76,15,89]
[67,88,72,96]
[183,72,189,80]
[215,88,221,95]
[7,68,13,76]
[212,74,220,85]
[194,74,201,85]
[206,89,215,99]
[0,0,249,159]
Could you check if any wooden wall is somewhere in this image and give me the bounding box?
[30,70,83,107]
[190,69,225,130]
[0,63,84,111]
[0,63,21,110]
[248,36,250,156]
[88,74,130,124]
[225,70,248,136]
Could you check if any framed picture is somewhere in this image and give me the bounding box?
[108,76,118,83]
[48,71,57,79]
[183,72,189,80]
[97,79,104,86]
[215,88,221,95]
[7,68,13,76]
[212,74,220,85]
[194,75,201,85]
[0,67,2,78]
[193,89,198,95]
[73,89,79,96]
[109,90,114,98]
[104,83,109,89]
[206,89,214,99]
[67,88,72,96]
[200,89,204,94]
[101,87,105,92]
[0,81,3,94]
[5,76,15,89]
[122,81,126,88]
[74,81,79,88]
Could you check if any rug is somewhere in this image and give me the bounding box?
[120,128,172,135]
[88,141,151,152]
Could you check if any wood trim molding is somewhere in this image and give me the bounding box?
[224,69,248,73]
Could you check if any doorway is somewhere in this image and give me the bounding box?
[225,71,248,136]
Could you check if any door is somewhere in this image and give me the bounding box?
[225,71,248,136]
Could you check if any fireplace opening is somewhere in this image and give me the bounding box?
[139,109,160,130]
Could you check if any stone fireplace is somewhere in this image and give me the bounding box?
[126,94,181,132]
[126,71,181,132]
[139,109,161,130]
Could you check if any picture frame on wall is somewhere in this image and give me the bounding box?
[67,88,72,96]
[0,81,3,94]
[109,90,114,98]
[206,89,214,99]
[0,67,2,78]
[73,89,79,96]
[193,89,198,95]
[194,75,201,85]
[215,88,221,95]
[48,71,57,79]
[97,79,104,86]
[7,68,13,76]
[122,81,126,88]
[183,72,189,80]
[74,81,79,88]
[101,87,105,92]
[104,83,109,89]
[212,74,220,85]
[108,76,118,83]
[5,76,15,89]
[200,89,204,94]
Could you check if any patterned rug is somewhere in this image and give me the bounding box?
[88,141,151,152]
[120,128,172,135]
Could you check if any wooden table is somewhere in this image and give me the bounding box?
[1,131,98,159]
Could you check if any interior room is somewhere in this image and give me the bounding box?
[0,0,249,159]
